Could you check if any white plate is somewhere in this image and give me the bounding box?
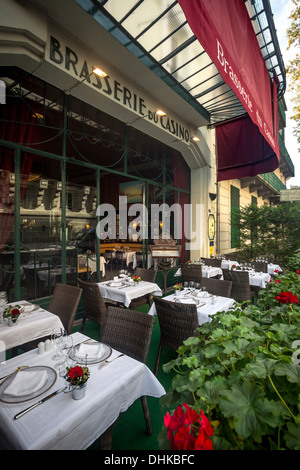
[107,281,125,287]
[0,366,57,404]
[69,342,112,365]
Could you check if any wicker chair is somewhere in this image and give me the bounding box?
[200,278,232,297]
[222,269,255,303]
[99,306,155,449]
[13,283,82,355]
[253,261,268,273]
[130,268,157,310]
[115,250,126,270]
[153,296,199,376]
[77,278,118,340]
[180,264,202,283]
[201,258,222,268]
[46,283,82,334]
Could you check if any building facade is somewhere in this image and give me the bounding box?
[0,0,294,302]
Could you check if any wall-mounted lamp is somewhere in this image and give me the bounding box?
[209,193,217,201]
[65,67,108,93]
[192,136,200,142]
[126,108,167,126]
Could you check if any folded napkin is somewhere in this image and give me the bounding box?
[4,370,48,397]
[22,304,36,313]
[177,298,197,304]
[76,343,104,360]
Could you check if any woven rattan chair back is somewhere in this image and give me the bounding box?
[77,278,110,340]
[200,278,232,297]
[180,264,202,282]
[47,283,82,334]
[202,258,222,268]
[222,269,254,302]
[102,306,155,363]
[134,267,156,283]
[153,296,199,376]
[253,261,268,273]
[99,306,155,448]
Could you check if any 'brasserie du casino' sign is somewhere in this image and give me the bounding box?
[49,36,191,143]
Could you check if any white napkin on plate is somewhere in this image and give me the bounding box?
[76,343,104,360]
[4,370,48,397]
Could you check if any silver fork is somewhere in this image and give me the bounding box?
[98,354,124,370]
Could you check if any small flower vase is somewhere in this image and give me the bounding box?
[72,383,87,400]
[175,290,180,296]
[8,316,18,327]
[134,281,139,287]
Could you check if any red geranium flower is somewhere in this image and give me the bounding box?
[275,279,281,283]
[164,404,214,450]
[296,270,300,275]
[11,308,20,318]
[68,365,84,380]
[275,291,299,304]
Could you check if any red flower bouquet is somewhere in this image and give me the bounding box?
[65,365,90,386]
[3,305,21,323]
[275,291,299,304]
[164,403,214,450]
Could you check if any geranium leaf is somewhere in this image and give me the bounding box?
[219,382,282,442]
[284,422,300,450]
[273,362,300,384]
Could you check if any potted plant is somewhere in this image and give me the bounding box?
[132,275,142,285]
[3,305,21,326]
[158,267,300,450]
[173,283,183,296]
[65,365,90,400]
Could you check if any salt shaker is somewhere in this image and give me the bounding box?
[38,341,45,354]
[45,339,52,351]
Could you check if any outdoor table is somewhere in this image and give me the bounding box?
[98,280,162,308]
[0,332,165,450]
[221,260,240,270]
[268,263,282,275]
[148,290,236,326]
[0,300,63,355]
[248,271,271,288]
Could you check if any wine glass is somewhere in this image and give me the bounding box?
[51,328,64,361]
[57,332,73,375]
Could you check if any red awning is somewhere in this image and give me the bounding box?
[177,0,279,179]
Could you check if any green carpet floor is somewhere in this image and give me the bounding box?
[72,304,177,451]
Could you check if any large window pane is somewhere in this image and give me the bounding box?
[20,154,62,299]
[0,147,15,302]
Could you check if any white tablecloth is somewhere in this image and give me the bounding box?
[248,271,271,288]
[0,332,165,450]
[87,256,106,276]
[221,260,239,270]
[98,281,162,308]
[124,251,137,269]
[0,301,63,352]
[148,291,236,326]
[268,263,282,275]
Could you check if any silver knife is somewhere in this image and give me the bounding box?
[14,387,66,420]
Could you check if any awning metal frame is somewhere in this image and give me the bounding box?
[77,0,286,127]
